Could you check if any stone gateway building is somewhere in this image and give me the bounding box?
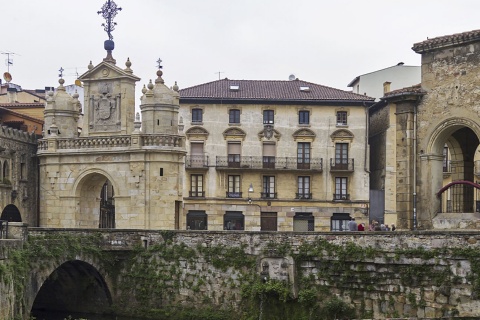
[370,29,480,230]
[37,52,185,229]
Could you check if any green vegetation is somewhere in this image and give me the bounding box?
[3,232,480,319]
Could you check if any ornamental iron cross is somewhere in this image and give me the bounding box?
[97,0,122,40]
[156,58,163,69]
[58,67,64,78]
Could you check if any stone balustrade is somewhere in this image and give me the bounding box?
[37,134,184,151]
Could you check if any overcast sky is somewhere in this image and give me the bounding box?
[2,0,480,104]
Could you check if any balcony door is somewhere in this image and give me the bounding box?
[227,142,241,168]
[263,143,276,168]
[335,143,348,170]
[190,142,205,167]
[297,142,310,169]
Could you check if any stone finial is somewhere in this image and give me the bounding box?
[73,90,79,100]
[155,69,164,84]
[147,80,154,90]
[133,112,142,133]
[125,57,132,73]
[135,112,140,122]
[88,61,94,70]
[142,84,147,94]
[172,81,179,92]
[58,78,65,91]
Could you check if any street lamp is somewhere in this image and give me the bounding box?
[247,183,254,204]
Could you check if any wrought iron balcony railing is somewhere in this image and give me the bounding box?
[261,192,277,199]
[189,191,205,198]
[333,193,350,201]
[296,193,312,199]
[226,192,243,198]
[215,156,323,171]
[330,158,354,172]
[186,155,209,168]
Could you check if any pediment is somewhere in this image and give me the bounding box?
[292,129,316,138]
[79,61,140,82]
[223,127,246,140]
[186,126,209,138]
[331,129,354,140]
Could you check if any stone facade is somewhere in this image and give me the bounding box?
[371,29,480,230]
[179,79,374,231]
[37,53,185,229]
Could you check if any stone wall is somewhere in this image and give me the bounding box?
[2,229,475,319]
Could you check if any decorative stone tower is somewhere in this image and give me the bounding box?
[37,1,185,229]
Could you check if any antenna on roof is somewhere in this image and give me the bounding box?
[1,51,19,73]
[215,71,224,80]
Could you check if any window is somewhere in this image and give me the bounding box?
[229,109,240,124]
[299,110,310,125]
[297,176,311,199]
[262,176,276,199]
[443,145,450,173]
[227,142,241,168]
[190,174,204,197]
[336,111,347,126]
[189,142,206,167]
[187,211,207,230]
[293,212,314,231]
[20,154,26,180]
[263,143,276,169]
[297,142,311,169]
[227,175,241,198]
[3,161,9,183]
[334,177,348,200]
[261,212,277,231]
[192,108,203,123]
[334,143,348,170]
[331,213,351,231]
[224,211,244,230]
[263,110,274,124]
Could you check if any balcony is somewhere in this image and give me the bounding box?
[330,158,354,172]
[226,192,243,198]
[215,156,323,171]
[333,193,350,201]
[296,193,312,199]
[261,192,277,199]
[189,191,205,198]
[186,155,209,169]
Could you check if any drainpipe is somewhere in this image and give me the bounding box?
[413,104,417,230]
[364,102,370,174]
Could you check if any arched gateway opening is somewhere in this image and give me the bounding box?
[75,171,116,228]
[30,260,113,319]
[426,119,480,229]
[0,204,21,222]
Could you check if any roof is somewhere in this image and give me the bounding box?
[179,79,374,104]
[412,29,480,53]
[0,102,45,108]
[383,84,424,98]
[0,107,44,124]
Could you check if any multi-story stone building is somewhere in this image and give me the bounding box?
[179,79,374,231]
[370,29,480,230]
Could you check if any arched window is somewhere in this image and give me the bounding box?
[3,161,10,184]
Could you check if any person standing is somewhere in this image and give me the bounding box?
[348,218,358,231]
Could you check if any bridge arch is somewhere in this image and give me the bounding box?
[30,258,113,319]
[73,169,119,228]
[0,204,21,222]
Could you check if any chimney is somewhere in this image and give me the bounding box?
[383,81,391,95]
[7,87,17,103]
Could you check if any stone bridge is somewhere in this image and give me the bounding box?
[2,225,480,319]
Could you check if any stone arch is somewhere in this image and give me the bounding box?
[0,204,21,222]
[73,169,119,228]
[30,259,113,319]
[421,117,480,229]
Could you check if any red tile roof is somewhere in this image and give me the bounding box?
[412,29,480,53]
[179,79,374,103]
[0,103,45,108]
[383,84,425,99]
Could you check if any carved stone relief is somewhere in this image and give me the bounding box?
[89,82,122,132]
